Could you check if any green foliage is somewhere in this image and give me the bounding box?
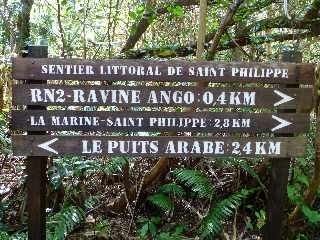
[200,189,253,237]
[172,169,214,199]
[137,216,188,240]
[95,219,111,239]
[0,113,11,155]
[301,205,320,224]
[167,5,184,17]
[234,158,266,190]
[138,216,161,239]
[255,209,266,229]
[48,156,127,190]
[46,205,85,240]
[128,4,145,21]
[103,157,128,175]
[159,183,186,198]
[147,193,174,212]
[146,183,185,215]
[0,231,27,240]
[296,233,310,240]
[156,225,189,240]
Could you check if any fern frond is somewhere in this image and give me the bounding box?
[237,159,266,191]
[84,196,99,210]
[172,169,214,199]
[47,205,85,240]
[159,183,186,198]
[200,189,254,238]
[103,157,127,174]
[147,193,173,212]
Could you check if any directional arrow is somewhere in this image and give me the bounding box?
[38,138,59,154]
[271,115,292,132]
[273,90,294,107]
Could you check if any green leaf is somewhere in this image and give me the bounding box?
[103,157,127,174]
[47,205,85,239]
[151,216,161,224]
[302,205,320,224]
[173,169,214,198]
[297,174,309,186]
[238,159,266,190]
[147,193,173,212]
[200,189,254,237]
[139,223,149,237]
[167,5,184,17]
[159,183,186,198]
[288,185,302,204]
[149,222,157,237]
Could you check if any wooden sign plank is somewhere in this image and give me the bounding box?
[12,58,315,84]
[12,135,307,157]
[12,84,314,111]
[11,110,309,134]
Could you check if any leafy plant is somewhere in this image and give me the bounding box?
[296,233,309,240]
[156,225,189,240]
[138,216,161,239]
[301,205,320,224]
[95,219,111,239]
[0,112,11,155]
[200,189,254,237]
[172,169,214,199]
[0,231,27,240]
[255,209,266,229]
[46,205,85,240]
[147,193,173,213]
[159,183,186,198]
[166,5,184,17]
[137,216,188,240]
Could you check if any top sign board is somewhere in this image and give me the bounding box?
[12,58,315,84]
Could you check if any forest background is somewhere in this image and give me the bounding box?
[1,0,320,239]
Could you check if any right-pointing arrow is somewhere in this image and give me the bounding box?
[273,90,294,107]
[38,138,59,154]
[271,115,292,132]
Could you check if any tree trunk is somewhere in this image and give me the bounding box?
[16,0,34,55]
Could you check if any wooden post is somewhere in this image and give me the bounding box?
[25,45,48,240]
[264,50,302,240]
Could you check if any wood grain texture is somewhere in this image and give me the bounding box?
[12,84,314,111]
[11,110,310,134]
[12,135,307,157]
[25,46,48,240]
[12,58,315,84]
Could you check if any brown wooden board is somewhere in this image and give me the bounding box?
[12,58,315,84]
[12,135,307,157]
[12,110,309,134]
[12,84,314,111]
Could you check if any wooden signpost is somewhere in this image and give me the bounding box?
[11,50,315,240]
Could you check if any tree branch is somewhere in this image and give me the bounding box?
[56,0,67,57]
[207,0,245,60]
[121,0,201,53]
[120,28,319,59]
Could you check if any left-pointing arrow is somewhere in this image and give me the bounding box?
[38,138,59,154]
[271,115,292,132]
